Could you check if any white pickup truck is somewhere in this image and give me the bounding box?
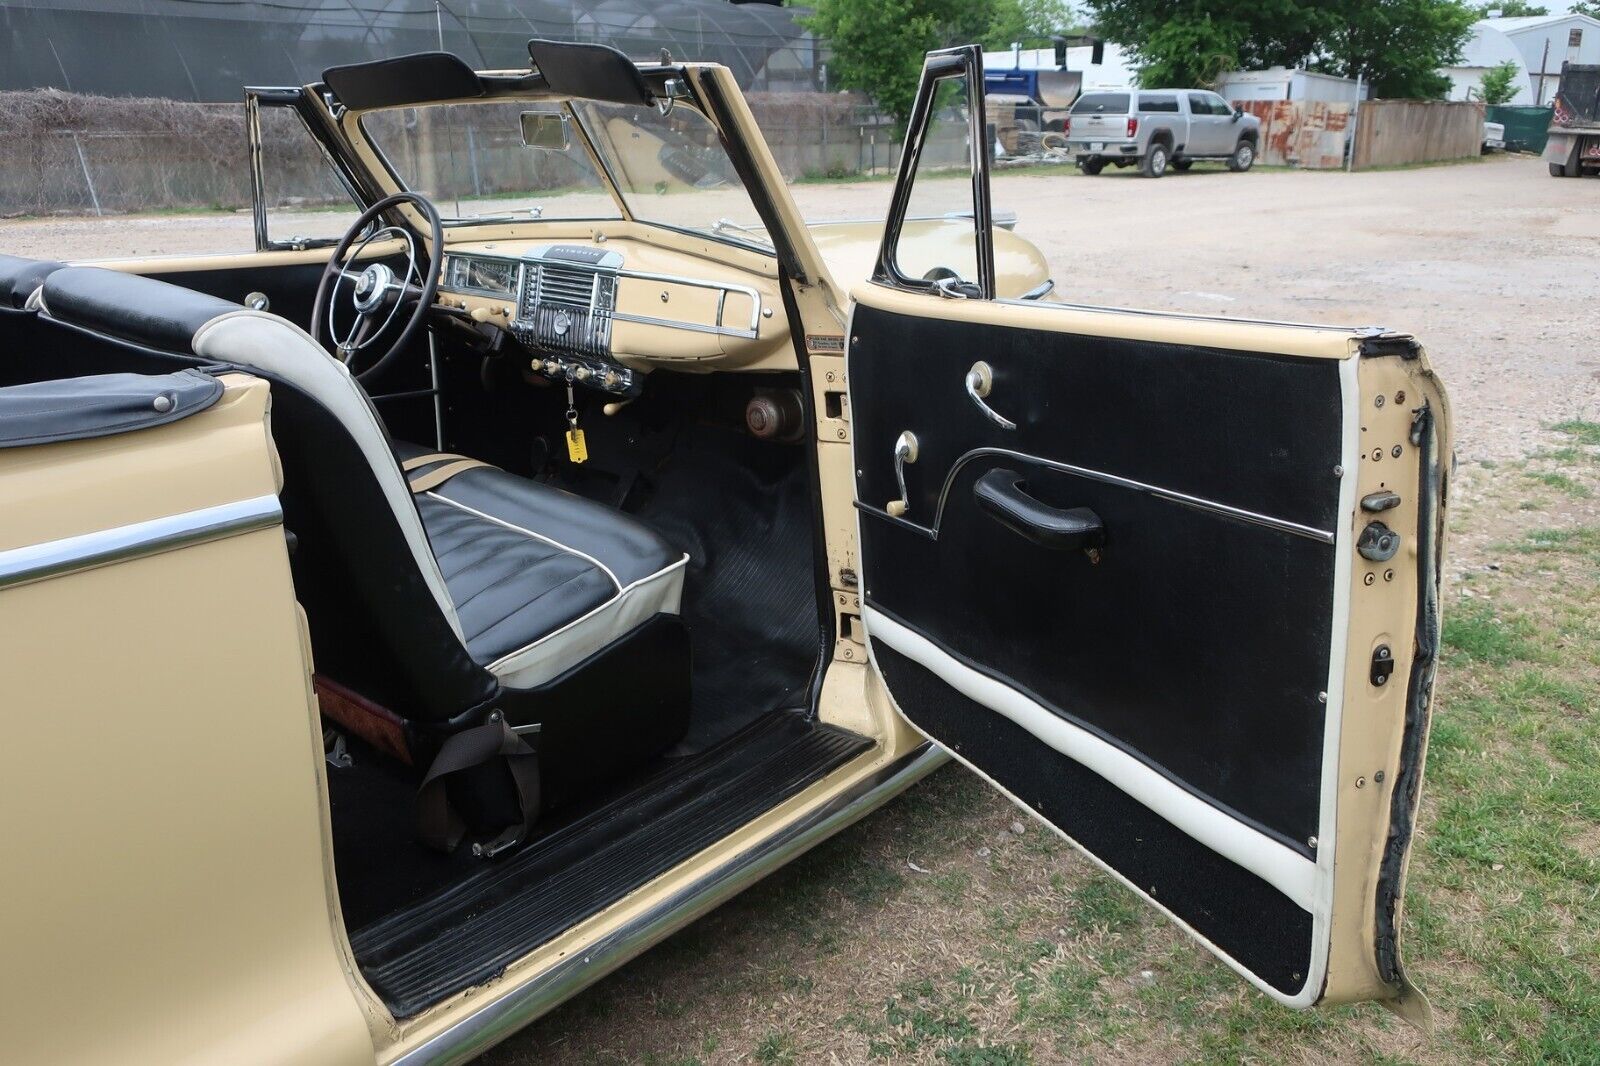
[1067,88,1262,178]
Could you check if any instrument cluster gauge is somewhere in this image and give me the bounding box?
[444,255,518,296]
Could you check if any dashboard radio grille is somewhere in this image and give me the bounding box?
[515,261,615,357]
[534,265,595,308]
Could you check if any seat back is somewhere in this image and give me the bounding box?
[31,266,497,727]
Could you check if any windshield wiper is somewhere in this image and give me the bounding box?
[440,207,544,224]
[711,217,772,246]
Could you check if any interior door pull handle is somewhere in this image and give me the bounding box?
[965,361,1016,430]
[974,468,1105,553]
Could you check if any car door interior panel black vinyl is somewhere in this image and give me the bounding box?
[850,303,1344,851]
[872,642,1314,996]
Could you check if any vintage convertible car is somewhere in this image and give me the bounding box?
[0,42,1451,1063]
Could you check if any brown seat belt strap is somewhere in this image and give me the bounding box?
[408,458,491,493]
[416,714,540,857]
[400,451,462,471]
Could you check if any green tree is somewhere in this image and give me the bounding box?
[1083,0,1475,97]
[1570,0,1599,16]
[1476,2,1547,15]
[801,0,1078,130]
[985,0,1080,48]
[1478,59,1522,103]
[801,0,993,129]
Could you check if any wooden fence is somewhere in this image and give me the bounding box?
[1350,100,1484,170]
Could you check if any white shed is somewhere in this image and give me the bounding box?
[1480,13,1600,105]
[1443,23,1536,104]
[1214,67,1366,103]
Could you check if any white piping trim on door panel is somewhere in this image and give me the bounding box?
[860,605,1320,913]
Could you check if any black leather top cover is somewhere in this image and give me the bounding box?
[43,267,238,352]
[324,52,485,110]
[0,253,66,309]
[527,39,654,106]
[0,369,222,448]
[396,441,681,664]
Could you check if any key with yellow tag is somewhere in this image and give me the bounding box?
[565,426,588,463]
[564,383,587,464]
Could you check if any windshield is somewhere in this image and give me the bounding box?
[359,102,621,224]
[572,99,768,250]
[357,98,767,250]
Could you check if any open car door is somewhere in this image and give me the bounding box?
[848,47,1450,1014]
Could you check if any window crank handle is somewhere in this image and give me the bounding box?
[965,361,1016,430]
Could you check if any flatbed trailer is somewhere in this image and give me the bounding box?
[1544,62,1600,177]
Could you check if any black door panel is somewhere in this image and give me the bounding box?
[851,304,1344,535]
[861,446,1335,849]
[872,641,1316,995]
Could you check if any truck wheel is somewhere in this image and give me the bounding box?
[1141,143,1169,178]
[1080,158,1105,175]
[1172,159,1193,171]
[1227,140,1256,172]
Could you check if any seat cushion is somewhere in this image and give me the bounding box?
[395,441,688,689]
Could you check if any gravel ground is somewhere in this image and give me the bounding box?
[3,154,1595,462]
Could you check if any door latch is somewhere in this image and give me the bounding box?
[1357,521,1401,562]
[1370,644,1395,687]
[887,431,919,517]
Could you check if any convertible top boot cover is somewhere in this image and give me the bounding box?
[0,369,220,448]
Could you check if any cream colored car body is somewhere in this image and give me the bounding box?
[0,50,1447,1064]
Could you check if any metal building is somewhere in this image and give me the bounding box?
[0,0,821,100]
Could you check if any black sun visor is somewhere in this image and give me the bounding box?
[527,39,654,107]
[323,52,486,111]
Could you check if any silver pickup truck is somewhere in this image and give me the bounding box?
[1067,89,1261,177]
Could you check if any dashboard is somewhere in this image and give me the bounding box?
[437,240,789,396]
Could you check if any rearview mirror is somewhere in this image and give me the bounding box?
[520,111,571,151]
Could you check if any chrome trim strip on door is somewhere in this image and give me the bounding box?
[0,495,283,592]
[881,448,1335,545]
[392,744,947,1066]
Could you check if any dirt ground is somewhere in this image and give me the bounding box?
[3,154,1595,466]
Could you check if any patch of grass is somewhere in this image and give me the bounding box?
[1524,471,1592,497]
[754,1029,796,1064]
[1442,599,1540,664]
[1553,420,1600,447]
[1066,878,1144,934]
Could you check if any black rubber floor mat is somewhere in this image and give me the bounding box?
[349,712,873,1017]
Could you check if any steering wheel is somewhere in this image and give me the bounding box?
[311,192,444,382]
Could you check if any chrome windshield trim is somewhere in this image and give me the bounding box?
[0,494,283,592]
[392,743,946,1066]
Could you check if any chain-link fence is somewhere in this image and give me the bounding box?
[0,90,1084,219]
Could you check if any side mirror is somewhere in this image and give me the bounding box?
[1232,107,1244,121]
[520,111,571,151]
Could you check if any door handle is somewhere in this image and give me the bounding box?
[974,468,1105,553]
[965,361,1016,430]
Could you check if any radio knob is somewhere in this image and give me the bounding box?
[574,366,591,381]
[529,358,544,372]
[602,370,620,388]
